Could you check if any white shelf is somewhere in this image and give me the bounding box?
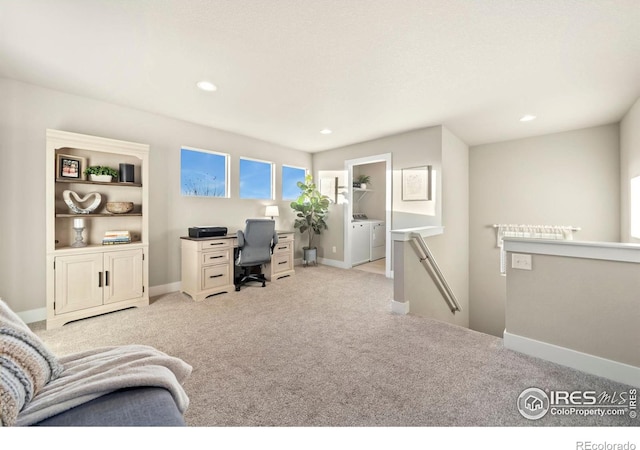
[353,188,373,202]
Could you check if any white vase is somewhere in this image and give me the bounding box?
[90,174,113,182]
[360,183,367,190]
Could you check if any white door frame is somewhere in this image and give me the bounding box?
[344,153,392,277]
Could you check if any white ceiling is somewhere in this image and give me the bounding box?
[1,0,639,152]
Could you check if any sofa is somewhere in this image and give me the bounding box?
[0,299,191,427]
[32,387,186,426]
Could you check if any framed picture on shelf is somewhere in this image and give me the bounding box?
[56,154,86,180]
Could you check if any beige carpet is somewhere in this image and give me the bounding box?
[30,265,636,426]
[352,258,386,275]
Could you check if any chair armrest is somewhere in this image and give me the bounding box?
[237,230,245,248]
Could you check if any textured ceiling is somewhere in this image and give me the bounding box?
[1,0,639,152]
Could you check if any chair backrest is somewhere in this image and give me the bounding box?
[236,219,278,266]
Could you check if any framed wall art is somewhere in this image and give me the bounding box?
[401,165,432,201]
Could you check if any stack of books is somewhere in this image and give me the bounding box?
[102,230,131,245]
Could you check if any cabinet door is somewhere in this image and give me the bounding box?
[104,249,143,304]
[55,253,103,314]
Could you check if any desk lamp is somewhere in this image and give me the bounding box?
[265,205,279,220]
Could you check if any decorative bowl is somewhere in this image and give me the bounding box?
[106,202,134,214]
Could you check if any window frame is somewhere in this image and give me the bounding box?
[180,146,230,198]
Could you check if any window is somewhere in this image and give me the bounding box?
[282,165,307,200]
[240,157,274,199]
[180,147,229,197]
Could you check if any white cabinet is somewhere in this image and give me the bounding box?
[46,130,149,329]
[54,253,103,314]
[54,249,144,315]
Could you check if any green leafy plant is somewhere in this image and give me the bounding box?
[84,166,118,177]
[290,174,330,249]
[357,174,370,184]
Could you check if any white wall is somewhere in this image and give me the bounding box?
[469,124,620,337]
[620,96,640,243]
[312,126,443,262]
[410,126,469,326]
[0,78,311,314]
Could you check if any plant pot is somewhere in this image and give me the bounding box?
[90,174,112,182]
[303,247,317,267]
[360,183,367,190]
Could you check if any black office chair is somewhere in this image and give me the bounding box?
[234,219,278,291]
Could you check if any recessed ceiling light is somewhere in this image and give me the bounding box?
[320,129,332,135]
[196,80,217,92]
[520,115,537,122]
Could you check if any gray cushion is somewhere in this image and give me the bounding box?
[32,387,185,426]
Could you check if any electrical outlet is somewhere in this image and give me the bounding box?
[512,253,532,270]
[332,246,336,253]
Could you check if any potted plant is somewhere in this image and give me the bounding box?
[84,166,118,182]
[356,174,370,189]
[290,174,330,266]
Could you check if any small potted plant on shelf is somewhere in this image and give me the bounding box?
[290,174,330,266]
[356,174,370,190]
[84,166,118,182]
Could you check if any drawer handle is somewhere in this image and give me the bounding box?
[277,246,287,250]
[105,270,110,287]
[278,261,287,265]
[98,272,103,288]
[209,274,224,278]
[209,255,224,259]
[208,242,224,246]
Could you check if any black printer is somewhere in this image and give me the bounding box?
[188,226,228,238]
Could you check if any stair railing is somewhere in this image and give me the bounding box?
[409,232,461,314]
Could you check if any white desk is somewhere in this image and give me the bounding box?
[180,231,295,301]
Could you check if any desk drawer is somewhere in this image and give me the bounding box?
[272,253,293,274]
[273,242,291,254]
[201,248,231,266]
[277,233,293,243]
[199,239,233,251]
[202,265,230,290]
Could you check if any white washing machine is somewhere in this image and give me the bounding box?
[352,214,385,264]
[351,220,371,265]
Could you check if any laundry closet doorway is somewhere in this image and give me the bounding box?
[344,153,392,277]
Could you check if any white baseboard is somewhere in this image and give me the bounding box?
[18,307,47,324]
[317,257,350,269]
[149,281,181,298]
[503,331,640,388]
[390,299,410,315]
[18,282,182,324]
